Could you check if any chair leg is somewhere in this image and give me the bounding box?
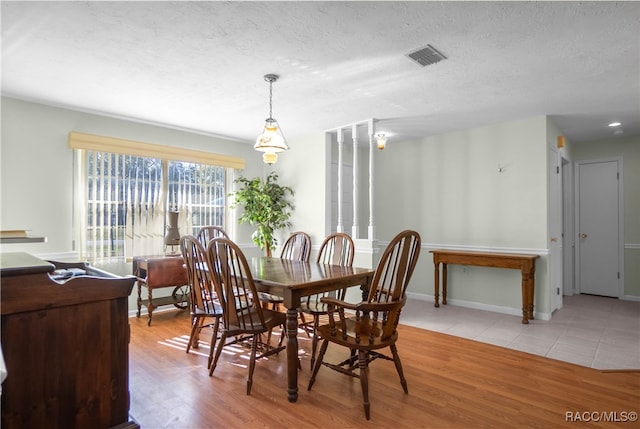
[247,335,259,395]
[390,343,408,394]
[310,315,320,370]
[277,324,284,348]
[186,316,200,353]
[209,332,227,376]
[266,302,278,344]
[358,350,371,420]
[207,318,220,369]
[308,338,329,390]
[298,311,311,337]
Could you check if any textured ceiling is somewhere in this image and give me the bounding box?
[2,1,639,145]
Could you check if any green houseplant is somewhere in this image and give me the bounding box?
[230,171,294,257]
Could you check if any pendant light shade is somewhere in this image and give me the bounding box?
[255,118,288,152]
[255,74,289,164]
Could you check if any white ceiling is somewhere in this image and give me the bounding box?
[2,1,638,145]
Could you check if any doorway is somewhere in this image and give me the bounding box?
[549,147,563,312]
[562,157,573,296]
[575,158,623,298]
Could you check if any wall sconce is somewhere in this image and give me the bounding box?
[375,133,387,150]
[557,135,565,148]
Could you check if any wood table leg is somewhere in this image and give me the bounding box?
[442,263,448,305]
[520,273,529,324]
[286,307,299,402]
[526,268,535,320]
[147,287,154,326]
[434,262,440,307]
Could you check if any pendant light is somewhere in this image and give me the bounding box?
[255,74,289,164]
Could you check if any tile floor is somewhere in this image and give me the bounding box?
[401,294,640,370]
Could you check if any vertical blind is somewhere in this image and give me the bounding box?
[81,151,228,262]
[71,132,241,263]
[84,151,165,261]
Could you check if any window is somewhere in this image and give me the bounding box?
[81,150,227,262]
[85,152,162,260]
[69,131,245,263]
[167,160,226,233]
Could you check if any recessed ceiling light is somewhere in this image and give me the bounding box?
[608,122,622,127]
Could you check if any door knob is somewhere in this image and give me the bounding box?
[580,233,588,239]
[550,237,558,243]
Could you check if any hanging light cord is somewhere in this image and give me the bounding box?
[268,79,274,120]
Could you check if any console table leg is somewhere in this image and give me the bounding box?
[442,263,448,305]
[525,270,535,320]
[433,262,440,307]
[520,276,529,324]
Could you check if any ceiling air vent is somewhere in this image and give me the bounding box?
[406,44,447,67]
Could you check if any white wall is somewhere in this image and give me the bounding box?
[373,116,551,316]
[272,131,328,253]
[1,97,561,317]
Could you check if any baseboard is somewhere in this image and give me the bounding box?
[406,291,552,321]
[127,306,179,319]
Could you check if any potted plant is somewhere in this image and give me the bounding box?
[230,171,294,257]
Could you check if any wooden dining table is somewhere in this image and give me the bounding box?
[249,256,374,403]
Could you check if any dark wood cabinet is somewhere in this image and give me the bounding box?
[0,252,139,429]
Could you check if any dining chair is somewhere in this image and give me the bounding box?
[179,235,223,369]
[196,225,229,247]
[259,231,313,344]
[279,231,312,262]
[307,230,421,420]
[259,231,311,309]
[299,232,355,369]
[206,237,287,395]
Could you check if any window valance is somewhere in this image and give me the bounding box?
[68,131,246,170]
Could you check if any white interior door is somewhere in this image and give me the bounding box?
[576,159,621,297]
[549,148,563,312]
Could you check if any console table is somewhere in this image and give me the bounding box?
[133,255,189,325]
[430,249,539,324]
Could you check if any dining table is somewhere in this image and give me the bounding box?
[249,256,374,403]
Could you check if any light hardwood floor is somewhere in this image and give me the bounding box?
[128,309,639,428]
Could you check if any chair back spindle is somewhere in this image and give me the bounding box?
[196,226,229,248]
[280,231,311,262]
